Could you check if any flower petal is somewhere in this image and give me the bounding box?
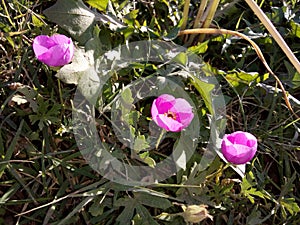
[33,34,74,67]
[170,98,194,127]
[157,114,184,132]
[221,131,257,165]
[222,144,256,164]
[171,98,193,113]
[151,98,159,124]
[33,35,56,49]
[227,131,256,146]
[154,94,175,114]
[151,94,194,132]
[38,45,68,67]
[50,34,72,45]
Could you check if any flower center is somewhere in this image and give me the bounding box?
[164,110,177,120]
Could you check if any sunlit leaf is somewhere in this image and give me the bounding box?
[290,20,300,38]
[86,0,109,12]
[226,71,260,87]
[190,76,215,114]
[280,198,300,215]
[138,152,156,168]
[188,40,209,54]
[32,14,44,27]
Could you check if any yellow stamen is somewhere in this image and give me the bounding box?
[164,110,177,120]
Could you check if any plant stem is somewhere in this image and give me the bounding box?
[187,0,209,45]
[155,129,166,150]
[198,0,220,43]
[194,0,208,29]
[179,28,299,118]
[1,0,15,28]
[180,0,190,31]
[57,79,65,119]
[244,0,300,74]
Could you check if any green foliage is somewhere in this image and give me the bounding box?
[29,95,61,130]
[44,0,125,44]
[85,0,109,12]
[190,76,215,114]
[44,0,97,44]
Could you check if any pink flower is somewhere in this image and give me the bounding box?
[33,34,74,67]
[221,131,257,165]
[151,94,194,132]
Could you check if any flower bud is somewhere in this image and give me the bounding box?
[33,34,74,67]
[221,131,257,165]
[182,204,213,223]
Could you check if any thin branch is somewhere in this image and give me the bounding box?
[179,28,299,118]
[193,0,209,28]
[187,0,209,45]
[198,0,220,42]
[244,0,300,74]
[180,0,191,31]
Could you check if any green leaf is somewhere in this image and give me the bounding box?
[135,204,160,225]
[86,0,108,12]
[172,52,187,66]
[284,60,300,89]
[4,120,24,161]
[89,197,110,217]
[134,135,150,153]
[32,14,44,27]
[55,48,95,85]
[7,165,38,207]
[134,192,172,210]
[123,9,139,27]
[29,97,61,130]
[0,22,14,48]
[280,198,300,215]
[202,62,225,76]
[44,0,96,44]
[115,198,137,224]
[190,75,215,114]
[188,40,209,54]
[226,70,259,87]
[246,209,264,225]
[291,72,300,88]
[57,197,94,225]
[247,188,265,199]
[240,175,266,204]
[289,20,300,38]
[0,129,3,157]
[85,25,106,59]
[0,183,20,204]
[163,25,181,41]
[127,111,140,126]
[138,152,156,168]
[120,88,134,115]
[267,7,284,24]
[171,139,188,170]
[17,86,38,112]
